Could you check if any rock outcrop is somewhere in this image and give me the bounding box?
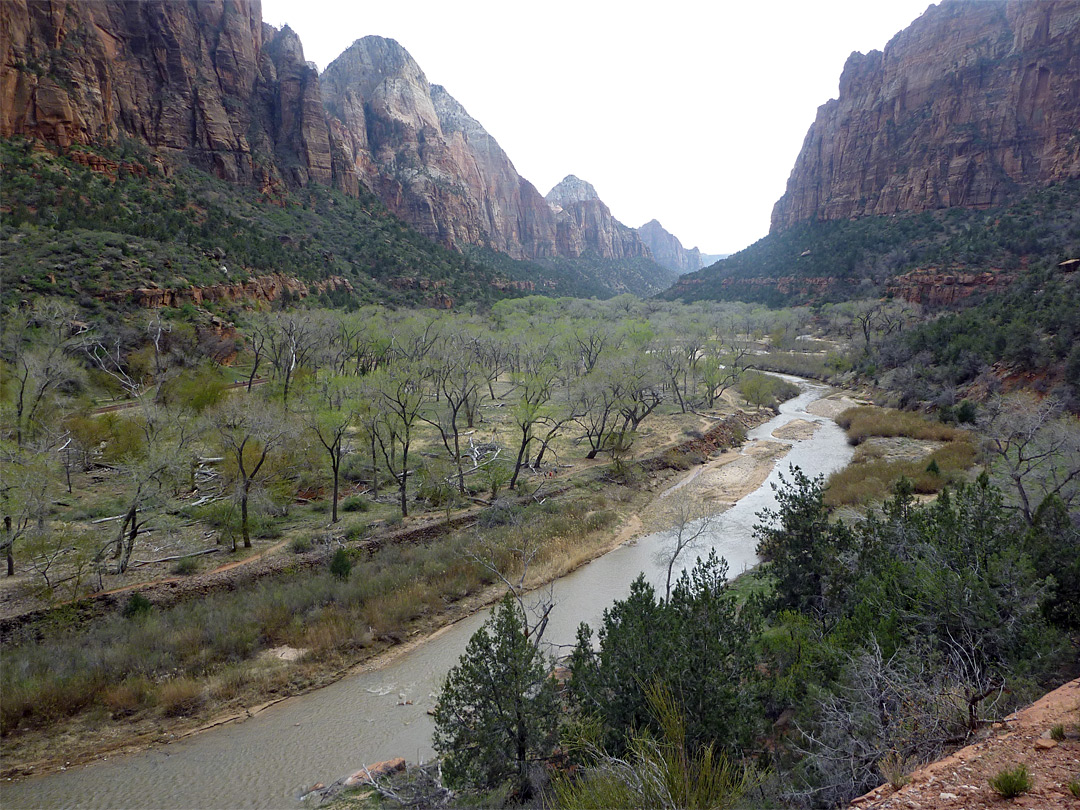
[0,0,355,194]
[771,0,1080,232]
[636,219,703,273]
[545,175,652,260]
[99,273,356,309]
[885,268,1014,306]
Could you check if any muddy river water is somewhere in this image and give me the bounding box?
[2,378,853,809]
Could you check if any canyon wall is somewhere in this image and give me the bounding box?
[771,0,1080,231]
[0,0,356,194]
[636,219,703,274]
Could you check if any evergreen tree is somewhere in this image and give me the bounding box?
[433,593,559,798]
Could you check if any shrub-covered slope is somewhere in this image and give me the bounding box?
[0,139,667,310]
[663,181,1080,307]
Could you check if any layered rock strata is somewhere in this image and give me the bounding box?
[0,0,355,193]
[772,0,1080,231]
[544,174,652,260]
[2,6,683,273]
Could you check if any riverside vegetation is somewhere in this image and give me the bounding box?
[1,291,809,774]
[420,469,1078,809]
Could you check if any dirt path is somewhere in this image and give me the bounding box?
[852,679,1080,809]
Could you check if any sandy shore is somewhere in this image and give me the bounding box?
[640,439,791,533]
[806,392,864,419]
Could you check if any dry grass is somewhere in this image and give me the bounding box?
[826,406,977,507]
[157,676,204,717]
[835,406,964,445]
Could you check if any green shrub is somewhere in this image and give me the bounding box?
[1068,778,1080,798]
[1050,723,1065,741]
[329,548,353,581]
[342,495,369,513]
[122,593,152,619]
[988,764,1032,798]
[170,557,200,575]
[289,536,312,554]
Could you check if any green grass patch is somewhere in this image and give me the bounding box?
[989,764,1032,798]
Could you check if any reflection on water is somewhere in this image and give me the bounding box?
[1,379,852,810]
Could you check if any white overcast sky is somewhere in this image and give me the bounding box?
[262,0,933,255]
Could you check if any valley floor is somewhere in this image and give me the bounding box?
[1,406,787,782]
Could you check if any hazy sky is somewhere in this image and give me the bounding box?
[262,0,933,255]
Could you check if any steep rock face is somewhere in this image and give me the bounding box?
[320,36,556,259]
[545,175,652,260]
[636,219,703,273]
[0,0,354,193]
[771,0,1080,232]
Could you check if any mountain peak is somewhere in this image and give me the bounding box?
[545,175,600,208]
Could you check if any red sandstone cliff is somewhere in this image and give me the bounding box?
[1,5,678,276]
[0,0,355,194]
[771,0,1080,232]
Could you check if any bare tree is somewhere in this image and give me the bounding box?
[652,493,717,600]
[371,362,429,517]
[206,396,294,549]
[981,393,1080,524]
[0,447,54,576]
[99,402,199,573]
[2,299,88,445]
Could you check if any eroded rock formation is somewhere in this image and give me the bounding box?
[100,274,355,309]
[771,0,1080,232]
[885,268,1014,306]
[1,5,681,280]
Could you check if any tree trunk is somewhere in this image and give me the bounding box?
[5,516,12,576]
[399,444,409,517]
[331,454,340,524]
[118,506,139,573]
[510,431,530,490]
[241,484,251,549]
[370,430,379,499]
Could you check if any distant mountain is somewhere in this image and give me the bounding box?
[635,220,703,274]
[543,176,657,264]
[320,36,558,262]
[698,253,729,268]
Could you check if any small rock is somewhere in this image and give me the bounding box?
[939,792,959,800]
[1034,738,1057,750]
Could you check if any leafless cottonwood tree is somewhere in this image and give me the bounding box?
[206,396,294,549]
[981,392,1080,524]
[652,492,718,600]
